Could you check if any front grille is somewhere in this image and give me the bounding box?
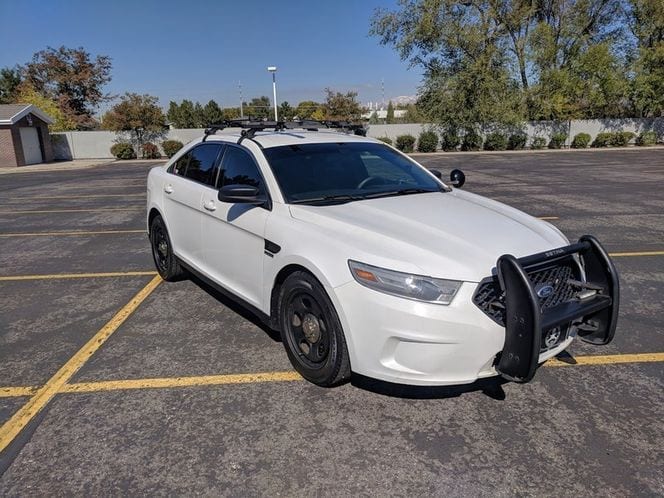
[473,257,581,326]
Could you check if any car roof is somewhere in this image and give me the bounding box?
[199,129,378,149]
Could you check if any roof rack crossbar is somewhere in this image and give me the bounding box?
[202,119,367,142]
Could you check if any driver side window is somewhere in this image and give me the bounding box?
[219,147,265,194]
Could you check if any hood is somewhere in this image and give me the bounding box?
[288,191,568,282]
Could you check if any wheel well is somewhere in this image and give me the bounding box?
[148,208,161,234]
[269,264,315,329]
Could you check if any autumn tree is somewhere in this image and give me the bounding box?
[295,101,322,120]
[16,85,76,131]
[23,46,112,129]
[102,93,166,151]
[323,88,361,120]
[0,67,21,104]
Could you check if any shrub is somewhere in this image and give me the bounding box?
[592,132,613,147]
[395,134,416,153]
[507,134,527,150]
[531,137,546,149]
[461,128,482,151]
[110,142,136,160]
[571,133,591,148]
[417,131,439,152]
[611,131,635,147]
[377,136,393,146]
[141,142,161,159]
[162,140,184,158]
[441,129,460,151]
[548,132,567,149]
[483,132,508,151]
[636,131,657,146]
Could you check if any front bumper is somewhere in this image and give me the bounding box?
[330,235,618,387]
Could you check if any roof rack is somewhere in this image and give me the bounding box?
[202,119,367,143]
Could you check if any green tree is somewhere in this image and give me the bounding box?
[369,111,379,124]
[323,88,361,120]
[166,101,181,127]
[101,93,166,150]
[386,101,395,123]
[295,100,321,119]
[244,96,271,119]
[203,100,224,125]
[279,101,295,120]
[178,100,197,128]
[193,102,205,127]
[15,84,76,131]
[23,46,112,129]
[0,67,21,104]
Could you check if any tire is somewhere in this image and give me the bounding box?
[149,215,185,281]
[278,271,351,387]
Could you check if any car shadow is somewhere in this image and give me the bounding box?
[186,273,282,343]
[351,373,509,400]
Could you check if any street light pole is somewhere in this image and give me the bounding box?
[267,66,278,121]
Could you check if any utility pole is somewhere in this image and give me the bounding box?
[239,81,243,118]
[381,78,385,110]
[268,66,278,121]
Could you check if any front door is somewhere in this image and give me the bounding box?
[200,145,271,309]
[19,127,43,165]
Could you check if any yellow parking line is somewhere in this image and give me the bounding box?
[0,207,143,214]
[5,193,146,200]
[0,275,162,453]
[0,386,37,398]
[0,229,146,238]
[609,250,664,257]
[545,352,664,367]
[538,216,559,220]
[0,271,157,282]
[62,371,303,394]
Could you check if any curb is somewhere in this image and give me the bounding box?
[409,145,664,157]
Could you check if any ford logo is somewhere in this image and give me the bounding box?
[536,284,555,298]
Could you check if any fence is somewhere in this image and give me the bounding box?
[51,118,664,160]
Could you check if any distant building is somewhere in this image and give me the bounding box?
[361,108,407,120]
[0,104,55,167]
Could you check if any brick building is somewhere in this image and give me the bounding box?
[0,104,54,167]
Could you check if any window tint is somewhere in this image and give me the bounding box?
[172,152,190,177]
[220,147,265,193]
[184,144,223,185]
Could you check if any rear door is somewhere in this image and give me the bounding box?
[162,143,223,267]
[200,145,271,308]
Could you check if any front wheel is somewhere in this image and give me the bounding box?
[149,215,185,281]
[278,271,351,386]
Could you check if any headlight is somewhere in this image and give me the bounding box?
[348,260,462,305]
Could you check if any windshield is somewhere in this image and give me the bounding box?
[263,142,445,205]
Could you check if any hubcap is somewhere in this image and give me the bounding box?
[301,313,321,343]
[287,292,329,365]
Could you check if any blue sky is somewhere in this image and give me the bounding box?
[0,0,422,113]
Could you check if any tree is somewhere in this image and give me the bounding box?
[101,93,166,150]
[279,101,295,120]
[244,96,271,119]
[23,46,112,129]
[177,100,197,128]
[295,101,321,119]
[0,67,21,104]
[386,101,395,123]
[166,101,181,127]
[203,100,224,125]
[369,111,379,124]
[370,0,627,125]
[323,88,361,120]
[15,85,76,131]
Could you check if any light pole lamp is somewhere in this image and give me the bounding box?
[267,66,278,121]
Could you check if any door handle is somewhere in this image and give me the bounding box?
[203,200,217,212]
[164,185,174,194]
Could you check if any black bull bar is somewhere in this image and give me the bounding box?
[496,235,619,383]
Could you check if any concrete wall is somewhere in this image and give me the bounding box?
[51,118,664,159]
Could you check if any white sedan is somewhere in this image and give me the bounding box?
[146,121,619,387]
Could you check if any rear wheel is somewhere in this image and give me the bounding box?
[278,271,351,386]
[150,215,185,281]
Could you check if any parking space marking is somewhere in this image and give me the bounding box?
[0,271,157,282]
[609,250,664,257]
[0,275,161,453]
[0,352,661,400]
[4,193,146,200]
[537,216,559,220]
[62,371,303,394]
[0,229,146,238]
[0,207,143,215]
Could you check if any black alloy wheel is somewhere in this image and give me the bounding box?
[149,215,185,281]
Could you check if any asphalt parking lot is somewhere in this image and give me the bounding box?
[0,148,662,496]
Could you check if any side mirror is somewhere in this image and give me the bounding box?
[218,184,265,205]
[450,169,465,188]
[428,168,443,179]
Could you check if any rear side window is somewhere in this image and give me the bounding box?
[185,144,223,186]
[220,147,265,193]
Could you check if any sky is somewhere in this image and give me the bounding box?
[0,0,422,113]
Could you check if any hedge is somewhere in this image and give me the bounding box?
[417,131,439,152]
[395,134,416,153]
[571,133,591,148]
[377,136,393,146]
[507,134,527,150]
[531,137,546,149]
[636,131,657,146]
[162,140,184,158]
[483,132,507,151]
[548,132,567,149]
[141,142,160,159]
[110,142,136,160]
[461,129,482,151]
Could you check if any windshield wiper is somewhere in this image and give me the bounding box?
[363,188,440,199]
[290,194,366,205]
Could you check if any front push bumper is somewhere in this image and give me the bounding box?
[496,235,619,383]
